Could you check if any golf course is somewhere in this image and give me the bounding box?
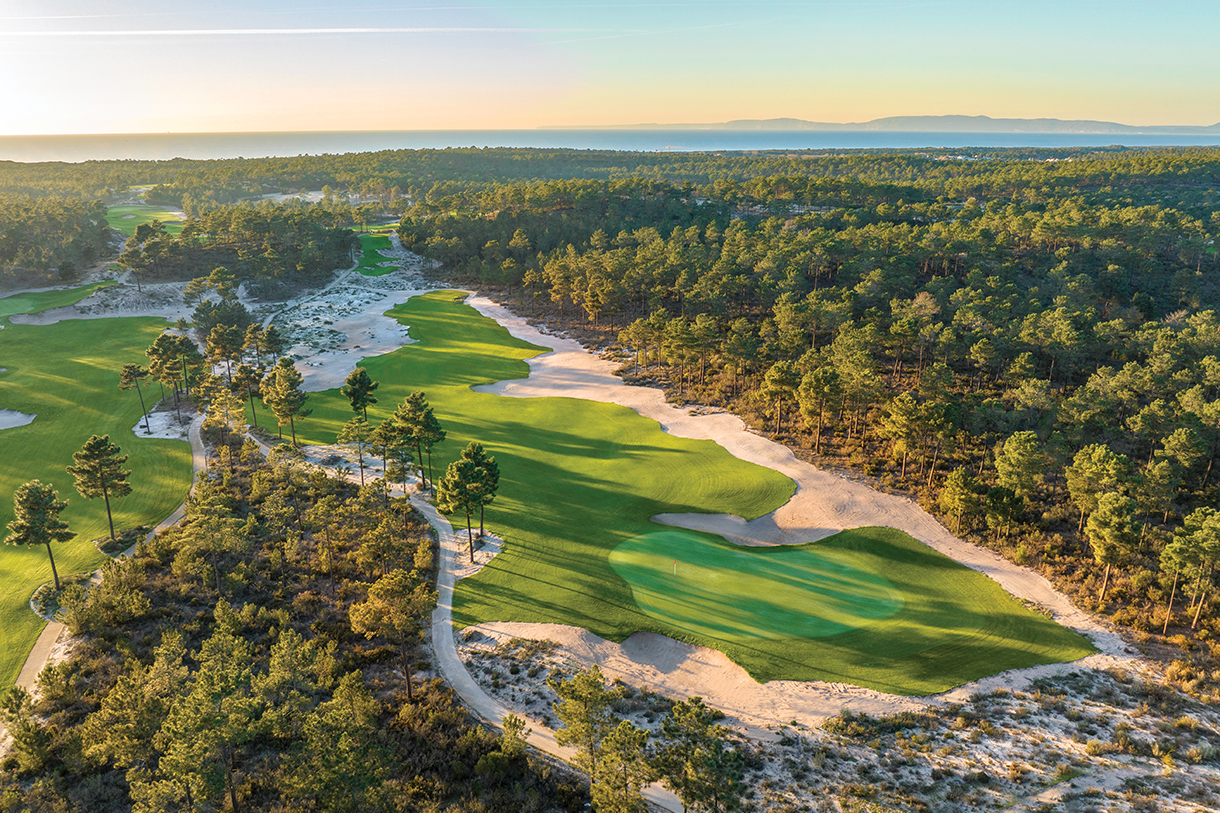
[356,233,396,276]
[300,290,1095,694]
[104,204,185,237]
[0,286,193,691]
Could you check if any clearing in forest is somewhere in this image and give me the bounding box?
[0,289,193,690]
[296,291,1095,693]
[104,204,186,236]
[356,233,396,276]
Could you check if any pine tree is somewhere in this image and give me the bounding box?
[655,696,745,813]
[461,441,500,536]
[436,457,480,562]
[349,568,436,701]
[119,363,153,435]
[1086,492,1139,601]
[5,480,74,591]
[548,665,615,777]
[264,357,309,446]
[67,434,132,542]
[592,721,653,813]
[340,366,379,420]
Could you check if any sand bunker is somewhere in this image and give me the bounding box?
[462,293,1138,726]
[0,409,35,430]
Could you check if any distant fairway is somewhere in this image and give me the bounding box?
[0,298,193,692]
[297,291,1094,693]
[356,233,395,276]
[105,204,185,236]
[0,282,115,319]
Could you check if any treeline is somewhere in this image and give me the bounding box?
[3,146,1218,214]
[0,445,586,812]
[414,173,1220,695]
[0,194,110,286]
[118,201,358,294]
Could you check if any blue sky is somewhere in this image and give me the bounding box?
[1,0,1216,134]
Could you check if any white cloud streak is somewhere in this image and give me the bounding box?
[0,26,583,37]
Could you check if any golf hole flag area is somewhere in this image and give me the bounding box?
[302,290,1094,696]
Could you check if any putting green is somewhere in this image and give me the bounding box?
[294,291,1095,693]
[105,204,184,237]
[0,304,193,693]
[610,530,902,640]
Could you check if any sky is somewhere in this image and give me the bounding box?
[1,0,1217,134]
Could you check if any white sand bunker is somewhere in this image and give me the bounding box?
[0,409,35,430]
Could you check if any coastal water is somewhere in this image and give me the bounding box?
[1,130,1218,163]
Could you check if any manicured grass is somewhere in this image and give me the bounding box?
[0,281,116,320]
[0,317,193,692]
[356,233,395,276]
[296,290,1095,693]
[105,204,184,236]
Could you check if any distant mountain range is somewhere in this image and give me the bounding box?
[542,115,1220,134]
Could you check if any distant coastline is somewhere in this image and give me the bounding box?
[542,115,1220,135]
[2,126,1219,164]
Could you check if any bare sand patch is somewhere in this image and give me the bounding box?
[0,409,35,430]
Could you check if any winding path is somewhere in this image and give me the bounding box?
[417,493,683,812]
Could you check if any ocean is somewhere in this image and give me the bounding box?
[1,130,1218,163]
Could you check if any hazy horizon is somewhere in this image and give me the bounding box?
[2,1,1217,137]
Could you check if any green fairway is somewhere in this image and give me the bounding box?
[610,530,904,640]
[296,290,1094,693]
[0,281,116,320]
[105,204,185,236]
[356,233,395,276]
[0,315,193,692]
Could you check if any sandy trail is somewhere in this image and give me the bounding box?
[464,293,1138,728]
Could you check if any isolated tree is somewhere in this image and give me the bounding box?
[338,416,372,486]
[593,720,653,813]
[5,481,74,590]
[655,696,744,813]
[391,392,431,488]
[548,665,615,777]
[436,457,481,562]
[1065,444,1132,532]
[120,363,153,435]
[341,366,379,420]
[349,568,437,701]
[1085,491,1139,601]
[67,434,132,542]
[461,440,500,536]
[264,356,310,446]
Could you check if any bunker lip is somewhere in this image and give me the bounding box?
[0,409,36,430]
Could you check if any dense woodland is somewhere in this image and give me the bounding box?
[5,145,1220,807]
[0,443,589,812]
